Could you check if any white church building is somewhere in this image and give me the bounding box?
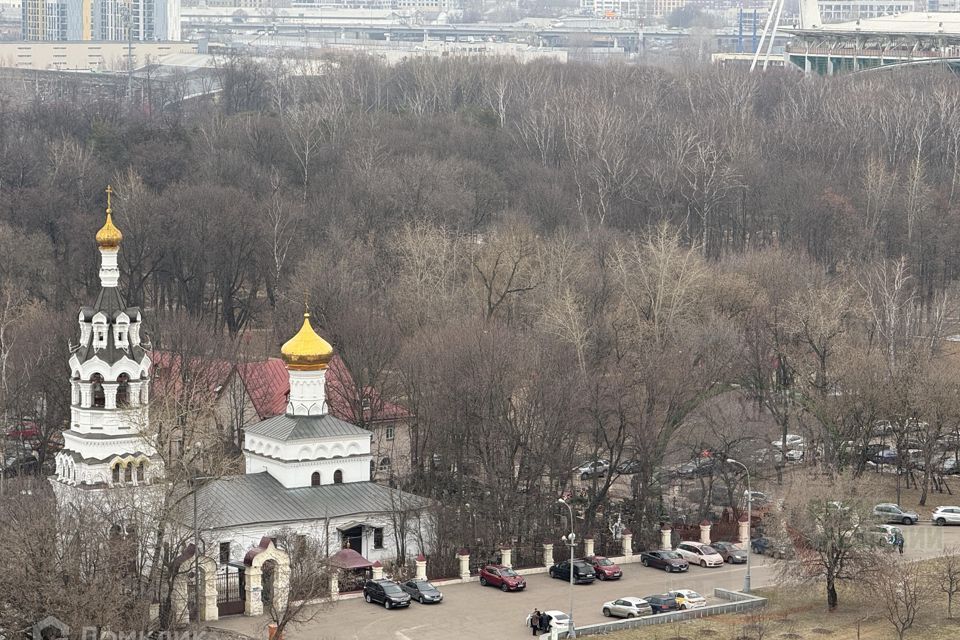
[51,188,433,620]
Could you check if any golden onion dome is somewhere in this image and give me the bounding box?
[96,186,123,250]
[281,312,334,370]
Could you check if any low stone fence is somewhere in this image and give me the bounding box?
[563,588,767,637]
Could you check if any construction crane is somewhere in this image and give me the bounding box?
[750,0,822,71]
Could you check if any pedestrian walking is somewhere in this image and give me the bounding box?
[530,609,541,636]
[896,532,905,555]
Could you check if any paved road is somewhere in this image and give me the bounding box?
[211,523,960,640]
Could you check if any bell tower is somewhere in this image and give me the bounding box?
[52,186,159,497]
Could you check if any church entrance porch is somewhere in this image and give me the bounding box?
[330,547,374,594]
[341,525,363,554]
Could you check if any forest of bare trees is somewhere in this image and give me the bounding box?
[2,55,960,595]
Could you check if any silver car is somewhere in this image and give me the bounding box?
[933,506,960,526]
[873,503,919,525]
[601,597,653,619]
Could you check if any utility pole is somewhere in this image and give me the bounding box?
[727,458,752,593]
[558,498,577,638]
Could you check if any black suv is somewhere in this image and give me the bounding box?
[548,559,596,584]
[363,579,412,609]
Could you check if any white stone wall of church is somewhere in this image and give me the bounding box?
[244,433,371,464]
[62,430,155,462]
[287,369,328,416]
[210,514,431,568]
[244,451,372,489]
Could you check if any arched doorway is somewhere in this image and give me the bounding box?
[261,559,277,608]
[243,537,289,617]
[341,526,362,555]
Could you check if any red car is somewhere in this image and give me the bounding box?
[584,555,622,580]
[479,565,526,592]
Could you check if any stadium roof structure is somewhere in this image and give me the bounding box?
[787,11,960,38]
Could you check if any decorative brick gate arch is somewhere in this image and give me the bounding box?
[243,537,290,617]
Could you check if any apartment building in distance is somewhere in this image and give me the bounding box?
[21,0,179,41]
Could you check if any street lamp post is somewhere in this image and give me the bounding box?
[726,458,752,593]
[558,498,577,638]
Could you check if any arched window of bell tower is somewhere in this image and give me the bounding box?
[91,373,105,408]
[117,373,130,407]
[123,463,132,483]
[112,463,121,484]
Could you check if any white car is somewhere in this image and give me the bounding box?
[601,597,652,618]
[668,589,707,609]
[525,610,570,631]
[743,490,768,505]
[575,460,610,479]
[771,434,804,449]
[675,541,724,568]
[933,506,960,526]
[774,449,804,463]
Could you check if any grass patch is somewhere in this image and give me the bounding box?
[602,583,960,639]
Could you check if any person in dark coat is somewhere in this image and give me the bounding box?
[530,609,541,636]
[896,532,905,555]
[539,612,550,633]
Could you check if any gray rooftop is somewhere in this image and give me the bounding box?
[244,413,370,442]
[192,472,431,530]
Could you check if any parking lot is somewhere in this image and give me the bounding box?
[213,555,780,640]
[212,519,960,640]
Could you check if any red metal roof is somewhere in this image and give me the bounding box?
[330,547,373,570]
[153,351,411,425]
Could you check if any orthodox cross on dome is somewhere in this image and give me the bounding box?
[96,184,123,251]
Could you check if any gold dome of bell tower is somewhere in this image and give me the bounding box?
[281,311,334,371]
[96,185,123,250]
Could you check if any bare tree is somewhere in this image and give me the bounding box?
[265,528,330,638]
[937,548,960,618]
[871,559,929,640]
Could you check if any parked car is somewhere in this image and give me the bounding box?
[479,565,526,591]
[710,541,748,564]
[867,524,902,547]
[668,589,707,609]
[873,503,919,525]
[616,459,643,474]
[639,550,688,572]
[525,610,570,631]
[643,593,681,614]
[871,420,893,438]
[363,579,411,609]
[674,457,717,478]
[751,537,790,558]
[601,597,652,618]
[774,448,804,463]
[941,458,960,475]
[575,459,610,480]
[871,449,898,465]
[1,446,38,478]
[932,506,960,526]
[400,579,443,603]
[549,559,596,584]
[742,490,769,506]
[771,434,804,449]
[584,555,622,580]
[675,541,724,568]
